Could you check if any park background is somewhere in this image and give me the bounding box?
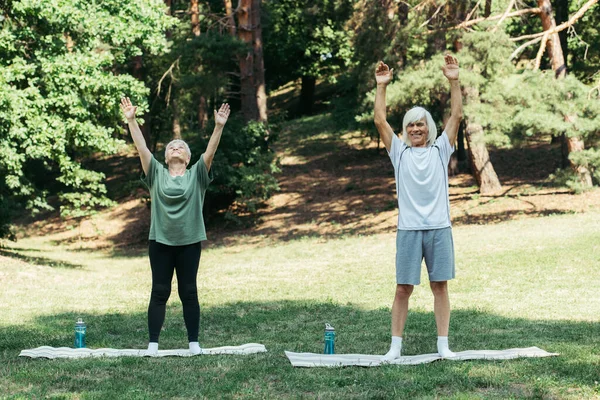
[1,0,599,398]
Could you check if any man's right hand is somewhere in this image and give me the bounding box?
[375,61,394,86]
[120,97,137,121]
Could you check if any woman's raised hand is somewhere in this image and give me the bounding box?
[214,103,231,127]
[120,97,137,121]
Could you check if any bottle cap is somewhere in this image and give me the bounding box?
[325,323,334,331]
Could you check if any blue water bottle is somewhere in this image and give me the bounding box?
[324,323,335,354]
[74,318,86,348]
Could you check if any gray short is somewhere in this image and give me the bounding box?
[395,227,455,285]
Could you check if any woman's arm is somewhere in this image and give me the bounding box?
[202,103,230,172]
[120,97,152,175]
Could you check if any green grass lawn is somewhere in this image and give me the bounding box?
[1,212,599,399]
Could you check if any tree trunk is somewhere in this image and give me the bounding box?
[463,85,502,193]
[191,0,208,129]
[165,0,173,38]
[252,0,268,123]
[172,98,182,139]
[198,96,208,130]
[386,0,396,20]
[191,0,200,36]
[457,121,468,172]
[224,0,237,35]
[299,76,316,116]
[484,0,492,17]
[537,0,592,188]
[464,120,502,194]
[564,116,593,187]
[237,0,259,122]
[537,0,566,77]
[554,0,569,65]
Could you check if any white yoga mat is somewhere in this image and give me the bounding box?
[20,343,267,359]
[285,347,559,367]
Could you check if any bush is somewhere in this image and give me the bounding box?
[187,118,280,215]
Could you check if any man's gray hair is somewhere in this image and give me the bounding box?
[165,139,191,162]
[401,107,437,147]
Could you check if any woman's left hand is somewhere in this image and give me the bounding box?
[214,103,231,127]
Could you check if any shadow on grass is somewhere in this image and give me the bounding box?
[0,248,84,269]
[453,209,576,225]
[2,302,599,398]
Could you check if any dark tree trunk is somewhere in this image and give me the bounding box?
[172,97,182,139]
[191,0,200,36]
[484,0,492,17]
[464,120,502,194]
[223,0,268,123]
[190,0,208,129]
[537,0,566,77]
[224,0,237,35]
[165,0,173,38]
[252,0,267,123]
[237,0,259,122]
[553,0,569,67]
[299,76,316,116]
[457,121,468,172]
[463,87,502,194]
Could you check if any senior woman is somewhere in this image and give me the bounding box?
[120,97,230,355]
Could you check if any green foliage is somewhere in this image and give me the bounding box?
[566,147,600,189]
[263,0,356,89]
[479,71,600,142]
[505,0,600,85]
[356,27,600,191]
[355,31,513,138]
[140,1,281,217]
[187,118,280,214]
[356,52,448,133]
[0,0,175,236]
[568,3,600,84]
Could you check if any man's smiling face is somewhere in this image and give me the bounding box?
[406,117,428,148]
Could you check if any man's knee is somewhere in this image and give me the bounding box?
[429,281,448,297]
[395,284,414,300]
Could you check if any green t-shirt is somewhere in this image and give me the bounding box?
[142,155,213,246]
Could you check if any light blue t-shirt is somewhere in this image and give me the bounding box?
[388,132,454,230]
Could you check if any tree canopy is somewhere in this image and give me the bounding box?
[1,0,599,238]
[0,0,174,237]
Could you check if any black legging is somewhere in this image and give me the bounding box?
[148,240,201,342]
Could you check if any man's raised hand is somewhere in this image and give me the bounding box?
[120,97,137,121]
[442,55,459,81]
[375,61,394,86]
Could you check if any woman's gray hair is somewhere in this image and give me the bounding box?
[165,139,191,163]
[401,107,437,147]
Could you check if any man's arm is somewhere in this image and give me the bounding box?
[120,97,152,175]
[374,61,395,152]
[441,55,463,146]
[202,103,230,172]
